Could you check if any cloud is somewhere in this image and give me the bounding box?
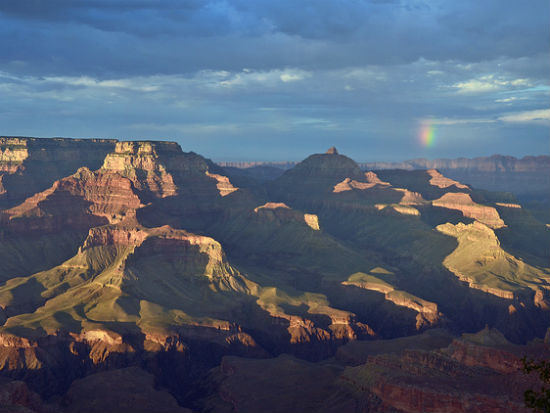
[0,0,547,77]
[453,75,531,94]
[427,118,496,126]
[0,1,547,161]
[498,109,550,123]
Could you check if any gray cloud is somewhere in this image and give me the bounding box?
[0,0,547,77]
[0,0,547,160]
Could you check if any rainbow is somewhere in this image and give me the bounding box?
[419,121,436,147]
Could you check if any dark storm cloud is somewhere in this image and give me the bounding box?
[0,0,547,77]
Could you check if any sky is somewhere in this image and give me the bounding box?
[0,0,548,162]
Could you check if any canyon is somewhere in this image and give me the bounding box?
[0,137,548,412]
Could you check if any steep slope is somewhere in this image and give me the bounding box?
[436,221,550,301]
[0,224,250,336]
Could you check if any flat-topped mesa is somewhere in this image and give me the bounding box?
[102,141,181,199]
[0,137,117,170]
[427,169,469,189]
[432,192,505,228]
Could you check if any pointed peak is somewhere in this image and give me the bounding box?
[326,146,338,155]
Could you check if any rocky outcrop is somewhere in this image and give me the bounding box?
[333,177,372,193]
[427,169,469,189]
[303,213,320,230]
[374,203,420,216]
[205,171,239,196]
[364,171,391,186]
[101,141,179,199]
[394,188,427,205]
[333,172,391,193]
[495,202,521,208]
[253,202,290,212]
[254,286,375,356]
[432,192,505,228]
[81,225,149,249]
[342,273,441,329]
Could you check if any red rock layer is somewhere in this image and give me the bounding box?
[1,167,141,232]
[432,192,505,228]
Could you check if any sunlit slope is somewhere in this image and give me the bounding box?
[0,223,381,353]
[0,225,252,337]
[437,221,550,301]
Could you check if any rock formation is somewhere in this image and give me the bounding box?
[0,137,547,411]
[432,192,505,228]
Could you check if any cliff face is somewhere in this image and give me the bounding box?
[0,137,117,208]
[101,141,183,200]
[1,167,142,232]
